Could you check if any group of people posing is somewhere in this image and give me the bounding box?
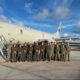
[7,41,71,62]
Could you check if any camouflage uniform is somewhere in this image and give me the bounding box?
[44,43,48,61]
[48,43,53,61]
[54,43,60,61]
[17,45,22,62]
[28,44,33,61]
[22,45,28,61]
[32,43,36,61]
[65,43,71,61]
[40,43,45,60]
[51,44,55,60]
[20,45,23,61]
[34,43,40,61]
[12,44,17,62]
[7,43,13,62]
[60,44,66,61]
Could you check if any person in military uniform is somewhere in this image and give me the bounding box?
[17,44,22,62]
[7,41,13,62]
[22,42,28,61]
[59,43,62,61]
[45,42,50,61]
[47,42,53,61]
[65,43,71,61]
[27,43,30,61]
[44,43,48,61]
[12,44,17,62]
[20,43,26,62]
[60,43,66,61]
[54,43,60,61]
[34,43,40,61]
[28,44,33,61]
[32,42,36,61]
[40,42,45,61]
[51,42,55,60]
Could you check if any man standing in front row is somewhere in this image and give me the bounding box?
[54,43,60,61]
[65,43,71,61]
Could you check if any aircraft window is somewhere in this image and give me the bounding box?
[8,33,10,35]
[20,29,23,35]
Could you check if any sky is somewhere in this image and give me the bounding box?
[0,0,80,37]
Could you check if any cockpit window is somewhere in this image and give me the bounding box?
[20,29,23,35]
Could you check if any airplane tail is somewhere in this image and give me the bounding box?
[52,22,61,39]
[57,22,61,33]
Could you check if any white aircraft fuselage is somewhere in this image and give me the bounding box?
[0,21,61,43]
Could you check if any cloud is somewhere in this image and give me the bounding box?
[52,6,69,19]
[31,0,70,20]
[10,17,24,26]
[76,19,80,27]
[0,6,11,23]
[33,8,50,20]
[25,21,52,28]
[73,21,80,34]
[0,6,3,14]
[62,0,74,7]
[74,30,80,33]
[64,33,69,37]
[10,17,52,28]
[31,0,71,20]
[0,15,11,23]
[47,0,72,20]
[0,6,7,22]
[61,0,72,6]
[0,15,7,21]
[24,2,33,13]
[62,23,76,29]
[63,33,75,37]
[72,20,80,34]
[73,29,80,34]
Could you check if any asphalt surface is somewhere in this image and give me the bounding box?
[0,51,80,80]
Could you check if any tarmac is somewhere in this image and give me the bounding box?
[0,51,80,80]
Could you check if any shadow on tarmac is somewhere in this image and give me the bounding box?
[0,63,51,80]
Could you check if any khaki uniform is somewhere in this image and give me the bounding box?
[12,46,17,62]
[40,44,45,60]
[28,45,33,61]
[21,46,27,61]
[45,44,49,61]
[7,44,12,62]
[48,44,53,61]
[34,44,40,61]
[65,44,71,61]
[51,44,55,60]
[17,46,22,61]
[54,44,60,61]
[60,44,66,61]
